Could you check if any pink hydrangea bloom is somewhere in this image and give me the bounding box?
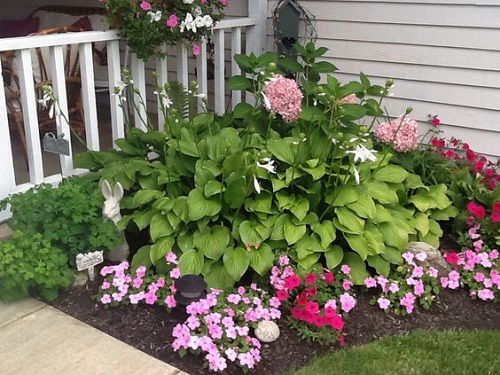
[375,117,418,153]
[263,75,303,123]
[339,94,357,104]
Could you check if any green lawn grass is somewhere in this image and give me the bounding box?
[289,330,500,375]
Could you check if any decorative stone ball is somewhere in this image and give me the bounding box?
[255,320,280,343]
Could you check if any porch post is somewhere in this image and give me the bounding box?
[247,0,268,55]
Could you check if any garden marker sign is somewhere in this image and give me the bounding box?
[76,251,104,281]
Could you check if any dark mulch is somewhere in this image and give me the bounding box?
[48,274,500,375]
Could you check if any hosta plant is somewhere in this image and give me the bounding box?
[76,43,456,288]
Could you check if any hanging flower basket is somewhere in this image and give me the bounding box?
[103,0,229,60]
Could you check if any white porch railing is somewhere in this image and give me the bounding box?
[0,0,267,220]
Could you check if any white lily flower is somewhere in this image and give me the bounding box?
[353,167,360,185]
[38,93,51,109]
[257,158,277,174]
[253,177,262,194]
[262,92,272,111]
[347,144,378,163]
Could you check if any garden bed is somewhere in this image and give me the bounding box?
[48,272,500,375]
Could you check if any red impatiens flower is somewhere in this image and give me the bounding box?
[324,272,335,283]
[431,138,445,148]
[276,289,289,301]
[305,287,317,297]
[466,149,476,162]
[284,274,301,290]
[491,212,500,223]
[445,149,455,159]
[474,161,485,173]
[431,116,441,127]
[305,273,317,284]
[305,301,319,314]
[296,292,308,305]
[492,202,500,212]
[445,252,460,265]
[467,201,486,219]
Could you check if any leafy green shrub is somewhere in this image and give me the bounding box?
[0,231,74,301]
[75,43,456,288]
[0,175,122,266]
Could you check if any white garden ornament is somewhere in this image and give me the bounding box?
[255,320,280,343]
[102,180,130,262]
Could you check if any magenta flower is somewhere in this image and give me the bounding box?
[342,280,352,291]
[166,14,179,28]
[164,295,176,308]
[140,1,152,11]
[192,44,201,56]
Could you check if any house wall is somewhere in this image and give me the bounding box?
[267,0,500,158]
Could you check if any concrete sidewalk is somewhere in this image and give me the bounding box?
[0,299,187,375]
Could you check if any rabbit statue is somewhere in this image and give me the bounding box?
[101,180,130,262]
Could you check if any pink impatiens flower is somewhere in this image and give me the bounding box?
[477,288,494,301]
[377,297,391,310]
[263,75,303,123]
[192,44,201,56]
[340,265,351,275]
[340,293,356,313]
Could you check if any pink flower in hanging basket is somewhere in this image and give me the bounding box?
[192,44,201,56]
[166,14,179,28]
[140,1,152,11]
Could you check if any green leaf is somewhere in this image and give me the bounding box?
[133,210,154,230]
[249,243,274,276]
[344,234,369,260]
[179,249,205,275]
[278,57,304,72]
[367,255,390,276]
[373,165,409,183]
[298,253,321,271]
[290,197,310,221]
[342,104,366,119]
[284,217,307,245]
[312,220,336,248]
[347,194,376,219]
[335,207,365,233]
[413,213,430,236]
[177,232,194,253]
[150,213,174,242]
[224,174,247,209]
[187,189,222,221]
[343,252,369,284]
[267,139,295,164]
[131,245,152,271]
[405,174,426,190]
[409,194,436,212]
[270,214,289,241]
[239,220,263,249]
[132,189,164,207]
[150,237,175,264]
[299,106,327,122]
[204,180,225,197]
[193,225,230,261]
[223,247,250,281]
[430,205,459,221]
[204,262,235,289]
[234,54,254,73]
[381,246,403,265]
[302,164,326,180]
[372,204,392,224]
[310,61,337,73]
[326,185,358,206]
[245,193,273,214]
[366,181,399,204]
[233,102,253,119]
[227,75,252,90]
[257,52,277,67]
[178,128,199,157]
[380,222,408,251]
[325,245,343,269]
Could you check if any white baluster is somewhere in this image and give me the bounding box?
[18,49,44,184]
[0,59,16,203]
[177,44,189,90]
[214,29,225,115]
[231,27,242,109]
[130,54,147,131]
[50,45,73,176]
[196,39,208,113]
[156,44,168,131]
[107,40,125,147]
[79,42,99,151]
